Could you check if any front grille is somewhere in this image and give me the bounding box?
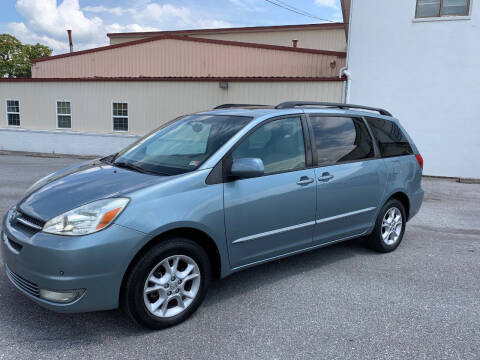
[5,266,40,298]
[13,211,45,233]
[18,211,45,227]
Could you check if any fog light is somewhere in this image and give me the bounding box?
[39,288,85,304]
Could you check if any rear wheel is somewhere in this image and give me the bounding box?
[367,199,406,253]
[122,238,211,329]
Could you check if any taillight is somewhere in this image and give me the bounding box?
[415,154,423,170]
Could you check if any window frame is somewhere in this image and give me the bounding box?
[415,0,471,19]
[56,100,72,129]
[305,114,380,168]
[5,99,20,127]
[219,114,314,182]
[112,101,129,132]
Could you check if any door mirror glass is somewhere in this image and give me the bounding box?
[230,158,264,179]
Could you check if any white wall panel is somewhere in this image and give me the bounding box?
[347,0,480,178]
[0,128,139,156]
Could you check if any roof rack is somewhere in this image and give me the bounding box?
[275,101,392,117]
[214,104,269,109]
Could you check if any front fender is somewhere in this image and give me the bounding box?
[114,169,230,277]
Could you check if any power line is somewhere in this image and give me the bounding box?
[263,0,337,23]
[272,0,338,22]
[275,0,331,18]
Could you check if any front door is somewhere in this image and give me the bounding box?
[307,114,386,245]
[224,116,316,269]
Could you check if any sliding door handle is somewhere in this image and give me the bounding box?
[297,177,314,186]
[318,172,334,182]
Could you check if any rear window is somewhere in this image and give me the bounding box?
[366,117,413,158]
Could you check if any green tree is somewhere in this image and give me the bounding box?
[0,34,52,78]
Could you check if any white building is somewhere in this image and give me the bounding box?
[345,0,479,178]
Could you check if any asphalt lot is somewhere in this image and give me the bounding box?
[0,154,479,359]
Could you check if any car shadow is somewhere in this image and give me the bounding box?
[0,239,372,343]
[203,239,371,308]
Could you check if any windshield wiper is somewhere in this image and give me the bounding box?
[113,161,170,176]
[100,153,118,165]
[113,161,152,175]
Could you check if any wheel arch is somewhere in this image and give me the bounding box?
[119,226,223,306]
[387,191,410,220]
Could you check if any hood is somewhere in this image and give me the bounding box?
[18,161,167,221]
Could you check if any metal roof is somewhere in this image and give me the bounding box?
[107,23,346,38]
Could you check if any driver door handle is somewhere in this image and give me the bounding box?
[318,172,334,182]
[297,176,314,186]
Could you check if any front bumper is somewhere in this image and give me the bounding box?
[1,207,150,313]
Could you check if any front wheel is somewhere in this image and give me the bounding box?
[367,199,406,253]
[122,238,211,329]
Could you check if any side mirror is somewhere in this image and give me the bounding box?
[230,158,264,179]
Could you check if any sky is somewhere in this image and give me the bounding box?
[0,0,342,54]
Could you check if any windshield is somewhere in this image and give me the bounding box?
[113,114,252,175]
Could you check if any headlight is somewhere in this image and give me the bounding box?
[43,198,130,236]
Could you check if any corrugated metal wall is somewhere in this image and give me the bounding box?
[192,29,346,51]
[0,80,343,135]
[32,39,345,79]
[109,28,347,52]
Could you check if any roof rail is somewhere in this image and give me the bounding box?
[214,104,269,109]
[275,101,392,117]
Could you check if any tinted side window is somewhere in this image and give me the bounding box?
[366,117,413,158]
[309,116,374,165]
[232,117,306,175]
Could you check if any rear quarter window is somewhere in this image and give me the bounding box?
[366,117,413,158]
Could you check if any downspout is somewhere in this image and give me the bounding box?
[339,67,351,104]
[339,0,354,104]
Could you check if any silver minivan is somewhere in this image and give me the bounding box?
[2,102,424,329]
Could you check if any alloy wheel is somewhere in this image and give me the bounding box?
[381,207,403,246]
[143,255,201,318]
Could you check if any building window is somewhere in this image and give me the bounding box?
[112,102,128,131]
[6,100,20,126]
[416,0,470,18]
[56,101,72,129]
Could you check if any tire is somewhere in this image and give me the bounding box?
[367,199,406,253]
[122,237,211,330]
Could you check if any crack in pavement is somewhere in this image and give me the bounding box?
[410,224,480,238]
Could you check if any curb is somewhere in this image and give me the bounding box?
[422,175,480,184]
[0,150,98,160]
